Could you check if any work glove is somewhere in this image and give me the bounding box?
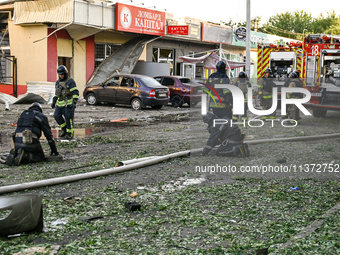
[51,96,57,109]
[70,100,77,110]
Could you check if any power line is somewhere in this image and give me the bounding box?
[265,25,306,35]
[257,27,299,40]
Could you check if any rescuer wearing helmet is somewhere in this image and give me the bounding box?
[5,102,59,166]
[282,70,302,119]
[51,65,79,139]
[206,60,233,119]
[284,70,301,88]
[257,68,277,120]
[201,112,249,157]
[233,71,252,121]
[286,71,303,124]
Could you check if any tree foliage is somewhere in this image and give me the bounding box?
[222,10,340,40]
[221,16,262,31]
[260,10,339,39]
[324,18,340,35]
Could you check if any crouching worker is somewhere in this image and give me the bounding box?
[5,102,59,166]
[201,112,249,157]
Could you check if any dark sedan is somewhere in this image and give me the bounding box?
[83,74,170,110]
[154,76,203,107]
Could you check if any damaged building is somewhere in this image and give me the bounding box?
[0,0,252,100]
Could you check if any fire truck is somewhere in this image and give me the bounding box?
[257,40,303,85]
[257,34,340,117]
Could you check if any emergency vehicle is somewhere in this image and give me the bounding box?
[257,40,303,85]
[257,34,340,117]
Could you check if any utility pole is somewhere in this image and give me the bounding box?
[246,0,251,78]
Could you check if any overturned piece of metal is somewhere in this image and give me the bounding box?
[0,194,43,236]
[125,202,141,211]
[78,215,104,222]
[45,155,63,162]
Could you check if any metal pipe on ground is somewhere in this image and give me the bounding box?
[0,133,339,195]
[117,156,160,166]
[0,150,191,195]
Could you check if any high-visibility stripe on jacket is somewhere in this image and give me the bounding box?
[258,76,276,97]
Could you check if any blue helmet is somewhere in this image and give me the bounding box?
[264,68,272,74]
[293,70,300,78]
[289,71,298,79]
[239,71,247,78]
[216,61,226,72]
[29,102,42,113]
[57,65,68,75]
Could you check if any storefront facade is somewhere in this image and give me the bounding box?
[0,0,250,97]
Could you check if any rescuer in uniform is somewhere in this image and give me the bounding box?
[282,70,302,119]
[258,68,277,120]
[287,71,303,124]
[52,65,79,139]
[5,102,59,166]
[201,112,249,157]
[207,60,233,119]
[233,71,252,121]
[284,70,301,88]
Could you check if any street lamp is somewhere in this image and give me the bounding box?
[246,0,251,78]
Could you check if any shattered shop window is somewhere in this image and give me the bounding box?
[95,43,121,68]
[0,50,12,84]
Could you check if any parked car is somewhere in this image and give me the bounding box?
[153,76,203,107]
[83,74,170,110]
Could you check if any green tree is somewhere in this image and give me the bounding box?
[260,10,339,39]
[312,11,339,34]
[261,10,313,39]
[324,18,340,35]
[221,16,262,31]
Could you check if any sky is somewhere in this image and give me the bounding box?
[118,0,338,25]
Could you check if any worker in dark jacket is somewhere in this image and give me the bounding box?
[287,71,303,124]
[233,71,252,121]
[5,102,58,166]
[207,60,233,119]
[52,65,79,139]
[258,68,277,120]
[201,112,249,157]
[282,70,302,119]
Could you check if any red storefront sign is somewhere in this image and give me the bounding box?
[116,3,165,36]
[168,25,189,35]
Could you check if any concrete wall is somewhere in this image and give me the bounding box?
[8,21,48,94]
[56,38,87,95]
[74,40,86,95]
[57,38,72,58]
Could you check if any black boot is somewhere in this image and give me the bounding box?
[5,149,16,166]
[14,148,29,166]
[243,143,250,157]
[65,132,74,140]
[59,127,67,138]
